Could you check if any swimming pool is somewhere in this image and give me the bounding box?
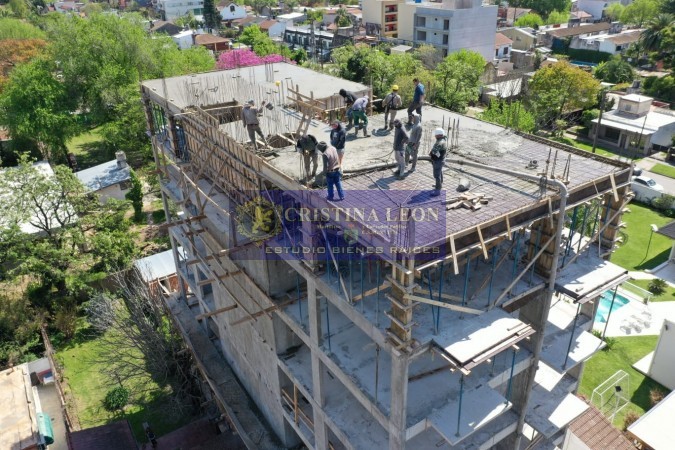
[594,290,630,324]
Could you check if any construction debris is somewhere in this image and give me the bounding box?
[444,193,492,211]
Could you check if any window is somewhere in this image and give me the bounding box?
[444,19,449,30]
[504,47,509,54]
[496,49,499,57]
[604,127,620,141]
[230,5,235,11]
[623,103,632,112]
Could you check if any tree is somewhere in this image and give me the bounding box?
[414,44,444,70]
[620,0,659,26]
[594,56,636,83]
[0,58,78,162]
[0,38,47,87]
[246,0,275,15]
[510,0,570,18]
[334,7,351,27]
[174,12,201,29]
[545,9,569,24]
[433,50,485,112]
[527,61,600,128]
[514,12,544,28]
[202,0,221,30]
[239,24,281,56]
[640,14,674,53]
[8,0,30,18]
[604,3,625,21]
[86,270,198,415]
[480,101,535,132]
[0,17,46,39]
[126,170,144,222]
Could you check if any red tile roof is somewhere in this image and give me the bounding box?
[495,32,513,48]
[194,34,230,45]
[568,403,634,450]
[546,22,611,38]
[258,19,278,30]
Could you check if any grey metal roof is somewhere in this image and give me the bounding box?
[75,160,131,192]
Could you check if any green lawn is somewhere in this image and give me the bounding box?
[649,163,675,179]
[551,136,619,159]
[66,126,111,169]
[579,335,668,428]
[56,324,193,441]
[629,278,675,302]
[611,202,673,271]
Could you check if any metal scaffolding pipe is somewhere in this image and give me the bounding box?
[563,302,582,370]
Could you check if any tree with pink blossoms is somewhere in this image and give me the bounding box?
[216,48,293,69]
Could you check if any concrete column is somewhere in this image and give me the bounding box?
[388,352,409,450]
[599,188,629,257]
[307,279,328,450]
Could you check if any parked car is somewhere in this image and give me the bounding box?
[632,175,664,192]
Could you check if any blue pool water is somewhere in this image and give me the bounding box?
[594,290,630,324]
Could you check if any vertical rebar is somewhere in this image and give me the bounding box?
[376,260,381,326]
[563,302,581,370]
[360,251,365,313]
[437,262,444,332]
[462,254,471,306]
[562,205,579,266]
[325,297,331,352]
[297,274,302,328]
[506,347,517,402]
[487,246,498,307]
[456,374,465,437]
[576,203,591,255]
[529,226,542,286]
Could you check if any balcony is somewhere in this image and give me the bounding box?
[385,14,397,24]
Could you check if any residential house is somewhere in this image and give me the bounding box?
[591,94,675,154]
[149,20,184,36]
[322,6,361,27]
[497,6,532,27]
[134,248,185,297]
[283,25,333,61]
[218,1,246,21]
[576,0,628,21]
[259,19,286,38]
[570,29,642,56]
[412,0,499,61]
[277,12,307,25]
[194,33,232,52]
[172,29,195,50]
[233,15,267,30]
[570,10,593,23]
[53,1,84,14]
[633,318,675,390]
[627,390,675,450]
[538,22,611,51]
[156,0,204,21]
[75,152,132,203]
[495,32,512,61]
[500,27,536,51]
[481,77,524,104]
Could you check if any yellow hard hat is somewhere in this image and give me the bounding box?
[392,85,399,91]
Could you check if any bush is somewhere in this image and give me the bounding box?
[125,170,143,222]
[581,109,599,129]
[647,278,667,296]
[652,194,675,212]
[650,388,666,406]
[566,48,613,64]
[623,411,640,430]
[103,386,129,411]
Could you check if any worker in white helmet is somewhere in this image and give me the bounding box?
[429,128,447,197]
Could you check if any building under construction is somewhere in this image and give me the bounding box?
[141,62,633,450]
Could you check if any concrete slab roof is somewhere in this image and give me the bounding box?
[75,159,131,192]
[141,63,369,111]
[628,390,675,449]
[555,256,629,303]
[0,365,39,450]
[526,362,589,438]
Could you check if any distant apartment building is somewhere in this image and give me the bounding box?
[156,0,204,20]
[413,0,498,61]
[576,0,630,20]
[362,0,405,38]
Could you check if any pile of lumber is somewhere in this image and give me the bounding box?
[444,193,492,211]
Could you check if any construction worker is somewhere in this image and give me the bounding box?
[406,78,425,126]
[329,121,346,164]
[296,134,319,182]
[392,119,409,179]
[317,141,344,201]
[382,85,403,130]
[241,99,268,151]
[406,113,422,172]
[429,128,447,197]
[351,96,370,138]
[338,89,357,129]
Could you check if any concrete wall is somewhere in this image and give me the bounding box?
[96,183,129,204]
[648,319,675,390]
[220,3,246,21]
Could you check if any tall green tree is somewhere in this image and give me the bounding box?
[202,0,221,30]
[594,56,636,83]
[640,14,674,53]
[0,58,78,162]
[514,12,544,28]
[433,50,485,112]
[604,3,625,21]
[620,0,659,26]
[479,101,536,133]
[510,0,570,18]
[334,7,351,27]
[545,9,569,24]
[527,61,600,128]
